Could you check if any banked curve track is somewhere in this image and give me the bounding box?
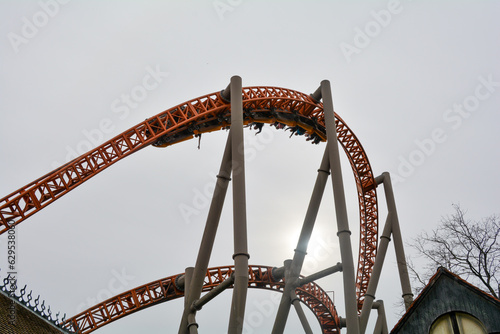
[0,86,378,312]
[62,265,341,333]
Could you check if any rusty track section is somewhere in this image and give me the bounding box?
[0,86,377,310]
[62,265,340,333]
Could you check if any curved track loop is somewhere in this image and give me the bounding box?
[62,265,340,334]
[0,86,377,309]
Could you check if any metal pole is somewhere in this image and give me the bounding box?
[272,149,330,333]
[228,75,249,334]
[360,172,414,332]
[379,172,413,310]
[192,275,235,311]
[290,291,314,334]
[321,80,359,334]
[187,313,199,334]
[359,178,393,333]
[220,82,231,102]
[359,215,391,333]
[271,265,286,281]
[177,133,233,334]
[372,300,388,334]
[272,259,293,333]
[298,262,342,287]
[183,268,199,334]
[184,267,194,309]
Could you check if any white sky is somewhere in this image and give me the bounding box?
[0,1,499,333]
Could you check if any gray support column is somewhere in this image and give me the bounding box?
[187,313,199,334]
[294,149,330,258]
[183,268,198,334]
[290,291,314,334]
[192,275,235,311]
[359,210,393,333]
[272,149,330,333]
[228,75,250,334]
[372,301,388,334]
[298,262,342,286]
[184,267,194,309]
[321,80,359,334]
[360,172,414,333]
[177,134,233,334]
[272,259,293,333]
[379,172,413,310]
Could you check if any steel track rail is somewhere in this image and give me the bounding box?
[62,265,340,334]
[0,86,377,310]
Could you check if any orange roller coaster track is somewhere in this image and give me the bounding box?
[62,265,340,334]
[0,86,377,311]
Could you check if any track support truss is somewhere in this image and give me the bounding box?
[359,172,413,334]
[0,76,419,333]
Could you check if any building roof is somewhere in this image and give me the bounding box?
[391,267,500,333]
[0,290,69,334]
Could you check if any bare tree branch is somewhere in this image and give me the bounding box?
[408,204,499,299]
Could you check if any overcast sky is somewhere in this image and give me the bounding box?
[1,1,499,333]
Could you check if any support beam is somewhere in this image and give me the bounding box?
[220,82,231,102]
[372,301,388,334]
[359,172,413,333]
[321,80,359,334]
[309,85,322,103]
[339,317,347,329]
[359,209,393,333]
[187,313,198,334]
[271,266,286,281]
[183,267,194,308]
[290,291,314,334]
[192,275,235,311]
[272,259,293,333]
[183,268,198,334]
[272,149,330,333]
[298,262,342,287]
[378,173,413,310]
[228,75,250,334]
[177,133,233,334]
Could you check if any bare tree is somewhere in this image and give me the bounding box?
[408,204,500,298]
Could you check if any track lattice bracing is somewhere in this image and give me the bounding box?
[62,265,340,333]
[0,85,378,317]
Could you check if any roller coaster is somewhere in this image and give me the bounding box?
[0,76,413,333]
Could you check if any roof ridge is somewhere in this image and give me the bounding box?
[391,267,500,333]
